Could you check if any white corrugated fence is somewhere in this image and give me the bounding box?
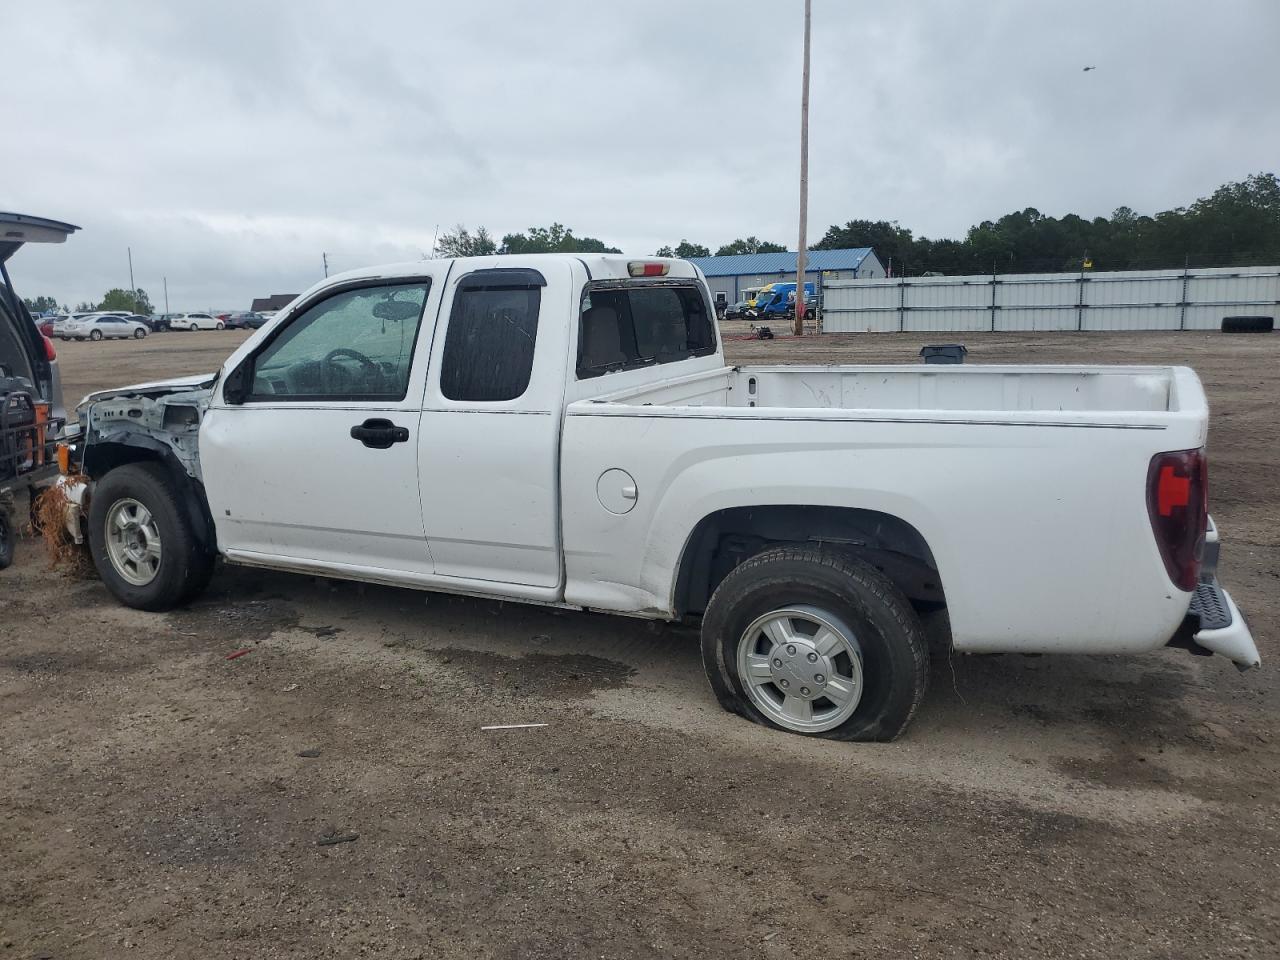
[821,266,1280,332]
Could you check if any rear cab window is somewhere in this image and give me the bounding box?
[577,281,716,379]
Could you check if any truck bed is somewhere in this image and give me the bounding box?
[577,363,1204,421]
[561,361,1209,657]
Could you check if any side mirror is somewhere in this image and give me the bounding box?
[223,359,251,404]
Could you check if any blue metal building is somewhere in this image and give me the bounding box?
[688,248,885,304]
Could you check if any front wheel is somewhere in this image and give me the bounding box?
[701,544,929,741]
[88,462,215,610]
[215,322,225,330]
[133,327,146,339]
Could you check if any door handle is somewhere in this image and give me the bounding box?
[350,418,410,449]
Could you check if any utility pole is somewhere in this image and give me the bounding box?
[794,0,812,337]
[163,276,169,315]
[323,252,329,278]
[128,246,136,299]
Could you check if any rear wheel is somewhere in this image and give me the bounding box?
[89,329,103,341]
[88,462,215,610]
[701,544,929,741]
[189,323,199,332]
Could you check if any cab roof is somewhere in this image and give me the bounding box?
[324,253,701,286]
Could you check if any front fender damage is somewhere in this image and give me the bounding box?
[78,378,215,482]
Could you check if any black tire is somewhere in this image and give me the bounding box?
[0,512,14,570]
[87,462,215,610]
[134,327,146,339]
[89,329,103,341]
[701,544,929,742]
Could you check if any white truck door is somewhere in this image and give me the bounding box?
[415,262,568,589]
[200,271,445,574]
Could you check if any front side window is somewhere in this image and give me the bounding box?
[440,277,542,402]
[577,282,716,378]
[249,281,430,400]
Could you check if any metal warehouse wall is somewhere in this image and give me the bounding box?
[704,266,887,304]
[821,266,1280,333]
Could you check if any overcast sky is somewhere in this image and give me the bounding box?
[4,0,1278,310]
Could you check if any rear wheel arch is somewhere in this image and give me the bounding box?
[672,504,946,619]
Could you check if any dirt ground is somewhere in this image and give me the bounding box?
[2,329,1277,959]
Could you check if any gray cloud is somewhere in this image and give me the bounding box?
[3,0,1277,309]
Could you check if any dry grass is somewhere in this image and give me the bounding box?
[30,477,92,572]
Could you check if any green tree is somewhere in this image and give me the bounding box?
[654,240,710,259]
[97,288,154,314]
[814,219,917,271]
[811,173,1280,275]
[436,224,497,257]
[23,295,61,314]
[500,223,620,254]
[714,237,786,256]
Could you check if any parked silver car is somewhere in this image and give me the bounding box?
[57,314,148,341]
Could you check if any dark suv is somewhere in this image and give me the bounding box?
[0,212,79,567]
[224,311,268,329]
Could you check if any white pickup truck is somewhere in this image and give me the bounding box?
[68,254,1259,741]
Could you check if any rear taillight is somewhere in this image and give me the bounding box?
[42,334,56,361]
[1146,448,1208,592]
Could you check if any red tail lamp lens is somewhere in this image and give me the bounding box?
[1146,448,1207,592]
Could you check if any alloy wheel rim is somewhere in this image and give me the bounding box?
[105,498,162,586]
[737,605,863,733]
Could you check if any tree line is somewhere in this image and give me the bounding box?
[25,174,1278,313]
[436,223,789,261]
[24,288,154,316]
[654,173,1280,275]
[812,173,1280,275]
[441,174,1280,276]
[435,222,622,258]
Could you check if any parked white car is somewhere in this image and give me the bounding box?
[50,312,97,336]
[56,313,148,341]
[170,312,224,331]
[65,254,1259,741]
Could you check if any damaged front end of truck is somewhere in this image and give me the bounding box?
[56,374,216,545]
